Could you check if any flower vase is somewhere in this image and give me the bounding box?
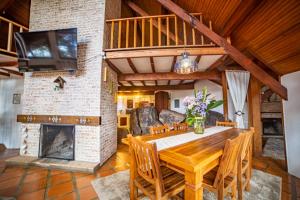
[194,117,205,134]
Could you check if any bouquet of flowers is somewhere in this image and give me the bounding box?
[183,87,223,127]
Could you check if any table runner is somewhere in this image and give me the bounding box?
[148,126,233,151]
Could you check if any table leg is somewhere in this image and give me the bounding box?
[184,170,203,200]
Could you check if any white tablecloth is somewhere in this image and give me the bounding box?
[148,126,233,151]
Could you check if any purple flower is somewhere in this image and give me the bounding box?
[195,91,203,103]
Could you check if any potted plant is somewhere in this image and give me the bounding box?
[183,87,223,134]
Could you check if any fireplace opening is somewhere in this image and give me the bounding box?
[39,124,75,160]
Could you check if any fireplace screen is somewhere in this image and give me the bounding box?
[39,124,75,160]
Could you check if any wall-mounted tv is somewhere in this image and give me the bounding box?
[14,28,77,72]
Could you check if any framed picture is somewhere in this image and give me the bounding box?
[13,93,21,104]
[127,99,133,109]
[174,99,180,108]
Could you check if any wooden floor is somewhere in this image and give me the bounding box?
[0,144,299,200]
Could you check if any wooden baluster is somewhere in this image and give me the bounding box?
[175,16,178,45]
[183,20,187,46]
[200,15,204,45]
[134,19,137,48]
[209,20,213,45]
[118,20,122,49]
[20,27,23,33]
[110,21,114,49]
[7,22,13,52]
[158,17,161,46]
[150,17,153,47]
[192,15,196,45]
[126,20,129,48]
[166,16,170,46]
[142,18,145,47]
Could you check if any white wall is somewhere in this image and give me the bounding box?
[169,80,224,114]
[0,78,24,148]
[282,71,300,178]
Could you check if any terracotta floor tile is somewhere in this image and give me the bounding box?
[50,169,66,176]
[47,181,74,198]
[26,167,48,175]
[20,177,47,193]
[76,175,96,189]
[0,185,18,197]
[98,169,116,177]
[18,189,45,200]
[23,171,48,183]
[0,176,21,190]
[79,186,97,200]
[114,164,129,172]
[55,192,77,200]
[73,172,90,178]
[50,172,72,186]
[0,169,25,182]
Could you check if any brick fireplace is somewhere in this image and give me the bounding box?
[18,0,120,166]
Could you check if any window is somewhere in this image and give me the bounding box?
[174,99,180,108]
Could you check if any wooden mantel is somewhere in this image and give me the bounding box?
[17,115,101,126]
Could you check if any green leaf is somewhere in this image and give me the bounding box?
[186,117,195,126]
[207,100,223,110]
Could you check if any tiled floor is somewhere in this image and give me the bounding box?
[0,145,299,200]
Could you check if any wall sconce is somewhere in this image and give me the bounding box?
[54,76,66,91]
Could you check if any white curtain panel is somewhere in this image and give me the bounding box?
[225,70,250,128]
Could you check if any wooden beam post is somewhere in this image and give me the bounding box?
[248,76,262,156]
[155,0,288,100]
[221,72,228,121]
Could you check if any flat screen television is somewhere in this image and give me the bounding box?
[14,28,77,72]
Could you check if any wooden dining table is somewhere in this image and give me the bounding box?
[122,127,244,200]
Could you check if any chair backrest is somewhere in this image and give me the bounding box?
[149,124,170,135]
[216,121,237,128]
[213,134,243,187]
[173,122,188,133]
[239,127,254,161]
[128,135,164,193]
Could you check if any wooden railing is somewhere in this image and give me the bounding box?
[0,16,29,56]
[105,13,215,50]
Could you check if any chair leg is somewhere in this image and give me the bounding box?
[237,161,243,200]
[217,179,224,200]
[245,167,251,191]
[231,182,237,200]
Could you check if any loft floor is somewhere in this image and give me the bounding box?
[0,144,299,200]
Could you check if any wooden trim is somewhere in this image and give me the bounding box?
[155,0,288,100]
[0,71,10,77]
[127,58,145,86]
[0,61,18,67]
[118,83,194,91]
[105,47,226,59]
[150,57,158,86]
[17,115,101,126]
[105,59,121,74]
[118,71,221,81]
[0,68,23,76]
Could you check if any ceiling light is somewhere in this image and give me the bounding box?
[174,52,198,74]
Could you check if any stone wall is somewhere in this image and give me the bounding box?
[20,0,120,164]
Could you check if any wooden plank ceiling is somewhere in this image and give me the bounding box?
[123,0,300,75]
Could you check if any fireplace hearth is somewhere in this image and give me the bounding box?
[39,124,75,160]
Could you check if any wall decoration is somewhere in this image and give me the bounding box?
[54,76,66,91]
[174,99,180,108]
[127,99,133,109]
[13,93,21,104]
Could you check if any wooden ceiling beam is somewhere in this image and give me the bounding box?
[119,83,194,91]
[105,59,121,74]
[0,68,23,76]
[0,0,15,12]
[0,61,18,67]
[206,55,227,72]
[119,71,221,81]
[127,1,182,44]
[221,0,260,37]
[105,47,226,59]
[0,71,10,77]
[156,0,287,100]
[149,56,158,86]
[168,56,177,85]
[118,91,155,96]
[127,58,145,86]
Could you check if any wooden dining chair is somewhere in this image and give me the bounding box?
[237,128,254,200]
[202,134,244,200]
[149,124,170,135]
[172,122,188,133]
[128,134,185,200]
[216,121,237,128]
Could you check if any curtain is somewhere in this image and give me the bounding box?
[226,70,250,128]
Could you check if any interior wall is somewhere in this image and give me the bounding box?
[282,71,300,178]
[169,89,193,114]
[0,78,24,148]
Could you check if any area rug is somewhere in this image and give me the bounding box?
[91,169,281,200]
[263,138,285,160]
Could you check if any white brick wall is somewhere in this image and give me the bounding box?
[20,0,120,164]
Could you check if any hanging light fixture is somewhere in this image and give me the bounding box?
[174,52,198,74]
